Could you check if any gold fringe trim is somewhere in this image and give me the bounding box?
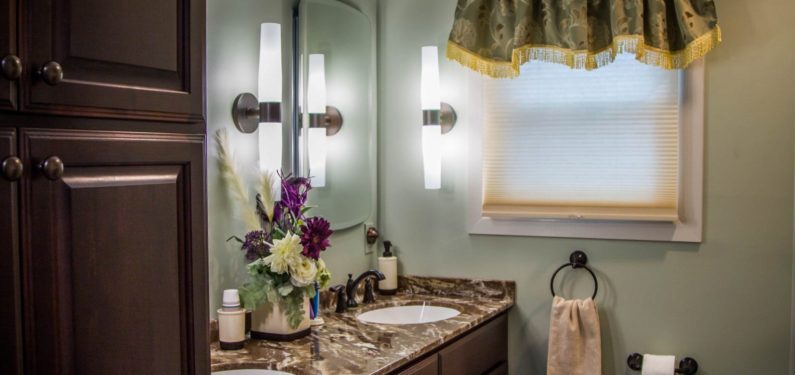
[446,25,722,79]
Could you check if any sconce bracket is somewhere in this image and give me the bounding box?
[440,102,457,135]
[423,102,457,135]
[309,106,343,136]
[232,93,282,134]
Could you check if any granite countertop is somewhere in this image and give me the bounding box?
[210,276,516,375]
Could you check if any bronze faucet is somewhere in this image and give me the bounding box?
[346,270,385,309]
[329,270,385,313]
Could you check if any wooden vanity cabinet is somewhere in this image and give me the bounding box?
[1,0,204,122]
[0,0,209,373]
[0,128,22,375]
[396,314,508,375]
[0,0,17,110]
[400,356,439,375]
[18,129,208,375]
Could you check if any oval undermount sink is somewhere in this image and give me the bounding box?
[212,370,292,375]
[357,304,460,325]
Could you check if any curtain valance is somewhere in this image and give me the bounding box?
[446,0,721,78]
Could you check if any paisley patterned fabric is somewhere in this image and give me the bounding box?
[446,0,721,78]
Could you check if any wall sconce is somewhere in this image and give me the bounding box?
[306,53,343,187]
[232,23,283,173]
[421,46,456,190]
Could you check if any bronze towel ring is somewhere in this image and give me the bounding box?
[549,250,598,300]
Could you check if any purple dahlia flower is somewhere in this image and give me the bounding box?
[300,217,332,259]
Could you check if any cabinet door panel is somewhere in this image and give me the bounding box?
[20,129,208,375]
[0,128,22,375]
[21,0,204,122]
[438,315,507,375]
[0,0,17,110]
[399,355,438,375]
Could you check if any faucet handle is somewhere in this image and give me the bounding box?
[329,285,347,313]
[363,279,376,304]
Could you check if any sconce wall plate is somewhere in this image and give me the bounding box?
[308,105,343,136]
[232,92,282,133]
[422,102,457,134]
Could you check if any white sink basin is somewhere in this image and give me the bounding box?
[213,371,292,375]
[357,304,460,325]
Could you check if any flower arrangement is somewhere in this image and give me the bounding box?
[216,131,332,329]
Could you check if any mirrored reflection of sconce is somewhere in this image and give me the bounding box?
[306,53,343,187]
[232,23,283,174]
[421,46,457,190]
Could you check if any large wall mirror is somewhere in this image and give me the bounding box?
[295,0,375,230]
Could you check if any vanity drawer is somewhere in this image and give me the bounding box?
[400,355,438,375]
[486,361,508,375]
[438,314,507,375]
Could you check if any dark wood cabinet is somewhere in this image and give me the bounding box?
[396,314,508,375]
[18,129,208,375]
[0,128,23,375]
[1,0,208,372]
[439,314,508,375]
[485,362,508,375]
[0,0,18,110]
[400,356,439,375]
[4,0,205,122]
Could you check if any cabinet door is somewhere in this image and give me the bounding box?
[0,128,22,375]
[20,129,208,375]
[438,315,507,375]
[0,0,17,110]
[21,0,204,122]
[400,355,438,375]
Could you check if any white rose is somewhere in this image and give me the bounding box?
[290,258,318,287]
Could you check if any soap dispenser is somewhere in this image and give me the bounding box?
[378,241,398,295]
[217,289,246,350]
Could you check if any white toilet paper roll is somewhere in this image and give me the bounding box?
[642,354,676,375]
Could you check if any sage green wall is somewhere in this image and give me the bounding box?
[377,0,795,374]
[206,0,377,319]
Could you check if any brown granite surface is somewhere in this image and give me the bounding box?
[210,276,515,374]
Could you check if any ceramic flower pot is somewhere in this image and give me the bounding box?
[250,296,311,341]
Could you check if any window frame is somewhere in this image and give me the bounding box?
[466,60,705,242]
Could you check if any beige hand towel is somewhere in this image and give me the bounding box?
[547,296,602,375]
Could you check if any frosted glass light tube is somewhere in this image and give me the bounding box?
[421,46,441,111]
[257,23,283,174]
[308,127,327,187]
[422,125,442,189]
[307,54,327,114]
[258,23,282,103]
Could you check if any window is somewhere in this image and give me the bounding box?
[467,55,704,242]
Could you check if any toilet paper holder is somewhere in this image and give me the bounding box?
[628,353,699,375]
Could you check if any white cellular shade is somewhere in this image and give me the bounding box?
[422,125,442,189]
[482,55,681,221]
[258,23,282,103]
[308,127,327,187]
[421,46,441,111]
[307,54,327,114]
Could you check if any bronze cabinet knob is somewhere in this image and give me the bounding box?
[1,55,22,81]
[39,156,64,181]
[1,156,23,181]
[38,61,63,86]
